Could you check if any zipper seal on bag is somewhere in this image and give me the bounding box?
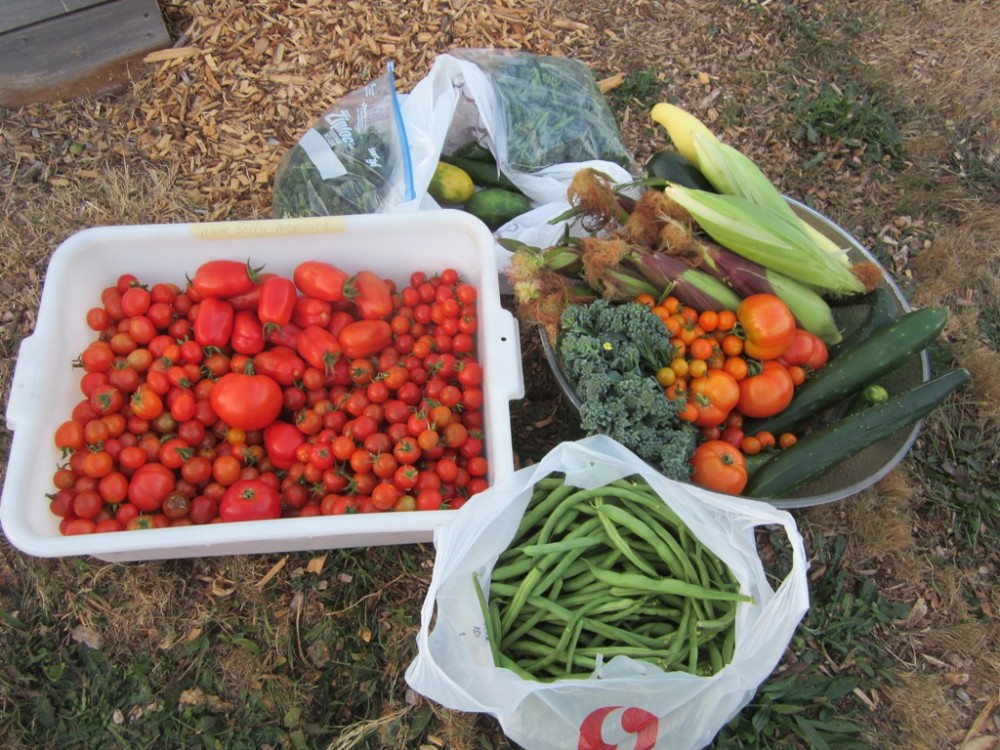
[387,60,416,202]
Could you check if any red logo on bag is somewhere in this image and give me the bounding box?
[578,706,659,750]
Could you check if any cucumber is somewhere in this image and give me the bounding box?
[645,150,716,192]
[464,188,532,230]
[827,282,898,359]
[743,307,947,437]
[428,161,476,205]
[440,153,523,193]
[745,368,970,498]
[452,140,496,163]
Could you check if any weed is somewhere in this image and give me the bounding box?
[786,81,903,166]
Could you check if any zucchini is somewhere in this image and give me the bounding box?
[827,282,898,359]
[464,188,533,230]
[745,368,970,498]
[743,307,947,437]
[645,150,716,192]
[428,161,476,205]
[452,140,496,163]
[440,153,523,193]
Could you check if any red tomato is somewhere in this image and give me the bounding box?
[191,259,259,299]
[253,346,306,386]
[219,479,282,522]
[345,271,393,320]
[689,440,748,495]
[128,463,177,512]
[688,369,741,428]
[193,297,235,348]
[339,320,393,360]
[263,421,305,470]
[737,360,795,418]
[296,324,342,374]
[293,261,348,302]
[736,294,796,360]
[257,276,298,329]
[210,371,283,431]
[778,329,829,372]
[292,297,332,329]
[230,310,266,355]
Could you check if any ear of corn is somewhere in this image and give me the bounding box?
[665,184,867,295]
[696,241,842,344]
[650,103,720,169]
[629,252,742,312]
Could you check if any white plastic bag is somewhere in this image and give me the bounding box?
[405,435,810,750]
[398,51,636,259]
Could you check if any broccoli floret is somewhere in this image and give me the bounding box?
[557,300,696,482]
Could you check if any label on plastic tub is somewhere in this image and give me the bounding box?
[190,216,347,241]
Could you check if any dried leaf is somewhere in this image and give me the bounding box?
[70,624,104,651]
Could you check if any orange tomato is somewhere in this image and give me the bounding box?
[690,440,748,495]
[736,294,796,360]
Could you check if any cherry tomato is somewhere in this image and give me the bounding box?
[689,440,748,495]
[210,371,283,431]
[219,479,282,522]
[736,294,796,360]
[127,462,177,512]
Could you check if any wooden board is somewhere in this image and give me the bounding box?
[0,0,170,107]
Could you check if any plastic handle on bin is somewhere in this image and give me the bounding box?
[494,309,525,401]
[6,334,41,430]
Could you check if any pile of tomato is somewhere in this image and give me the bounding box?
[635,291,829,495]
[50,260,488,535]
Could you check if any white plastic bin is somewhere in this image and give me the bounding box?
[1,210,524,561]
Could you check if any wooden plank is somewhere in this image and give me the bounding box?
[0,0,108,35]
[0,0,170,107]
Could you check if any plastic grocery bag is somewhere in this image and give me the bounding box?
[273,62,414,218]
[405,435,810,750]
[398,49,638,257]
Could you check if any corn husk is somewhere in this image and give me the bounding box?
[629,252,741,312]
[665,184,867,295]
[697,242,842,344]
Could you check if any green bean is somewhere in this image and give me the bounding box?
[723,618,736,664]
[579,618,669,650]
[594,566,753,604]
[519,536,604,557]
[512,477,575,545]
[687,605,699,673]
[591,499,659,577]
[561,549,621,592]
[656,599,692,672]
[697,605,737,632]
[472,574,501,667]
[499,653,542,681]
[708,640,725,674]
[596,503,693,582]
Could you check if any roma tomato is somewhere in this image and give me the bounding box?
[253,346,306,386]
[128,462,177,512]
[193,297,235,348]
[736,294,796,360]
[210,371,283,431]
[339,320,393,360]
[257,275,298,329]
[230,310,266,355]
[737,360,795,418]
[293,261,348,302]
[345,271,393,320]
[778,329,829,372]
[296,324,342,374]
[191,259,259,299]
[219,479,282,522]
[689,440,748,495]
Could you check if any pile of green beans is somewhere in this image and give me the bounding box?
[474,474,753,682]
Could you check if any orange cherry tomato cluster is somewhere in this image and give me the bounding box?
[50,263,488,535]
[635,291,829,495]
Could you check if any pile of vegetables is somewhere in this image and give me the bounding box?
[476,473,751,681]
[509,103,971,499]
